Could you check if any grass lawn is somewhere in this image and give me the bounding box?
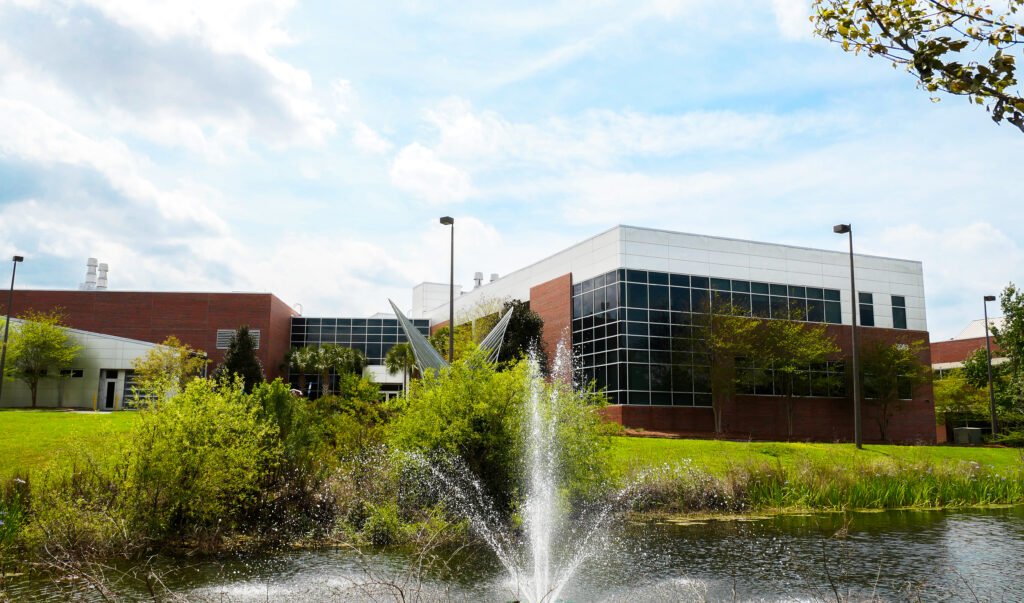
[0,409,140,478]
[610,436,1024,477]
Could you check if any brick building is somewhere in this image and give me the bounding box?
[411,225,935,443]
[931,317,1005,372]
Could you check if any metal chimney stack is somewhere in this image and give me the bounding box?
[473,271,483,288]
[80,258,98,290]
[96,263,109,290]
[490,273,499,283]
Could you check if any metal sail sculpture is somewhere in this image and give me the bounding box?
[387,299,515,373]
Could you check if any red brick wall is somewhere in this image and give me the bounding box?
[529,274,573,367]
[2,291,296,379]
[931,337,998,364]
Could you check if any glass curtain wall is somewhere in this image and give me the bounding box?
[572,269,844,407]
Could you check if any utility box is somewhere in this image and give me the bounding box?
[953,427,983,445]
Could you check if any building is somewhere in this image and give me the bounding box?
[2,225,936,441]
[1,291,297,380]
[0,318,165,410]
[931,317,1005,373]
[412,225,934,442]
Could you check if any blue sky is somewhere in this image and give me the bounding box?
[0,0,1019,339]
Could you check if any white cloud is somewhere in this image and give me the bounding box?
[389,143,475,203]
[771,0,813,40]
[352,122,394,155]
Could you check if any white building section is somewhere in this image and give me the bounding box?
[416,225,927,331]
[0,319,166,410]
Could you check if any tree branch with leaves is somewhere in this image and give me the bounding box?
[813,0,1024,132]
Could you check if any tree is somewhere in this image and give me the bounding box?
[692,302,762,434]
[3,311,81,408]
[934,369,989,419]
[306,345,367,398]
[285,345,317,395]
[428,324,476,361]
[496,299,549,369]
[860,339,932,442]
[991,282,1024,410]
[813,0,1024,133]
[213,326,264,393]
[130,336,207,402]
[384,342,417,391]
[759,317,840,438]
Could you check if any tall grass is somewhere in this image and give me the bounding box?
[631,457,1024,514]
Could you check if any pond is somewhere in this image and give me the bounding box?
[7,506,1024,601]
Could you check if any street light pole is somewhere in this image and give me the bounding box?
[983,294,999,437]
[0,255,25,404]
[833,225,862,449]
[440,216,455,363]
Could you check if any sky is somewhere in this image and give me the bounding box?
[0,0,1020,340]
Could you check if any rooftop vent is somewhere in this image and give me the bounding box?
[473,271,483,288]
[490,273,499,283]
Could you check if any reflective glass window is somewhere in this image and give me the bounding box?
[691,276,709,289]
[824,289,841,301]
[626,269,647,283]
[731,280,750,293]
[670,274,690,287]
[711,278,731,291]
[825,301,841,324]
[751,282,770,295]
[649,285,670,310]
[648,271,669,285]
[627,283,648,308]
[670,287,691,312]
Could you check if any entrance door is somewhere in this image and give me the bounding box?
[104,381,116,409]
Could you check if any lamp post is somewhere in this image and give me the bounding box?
[439,216,455,363]
[0,255,25,404]
[983,294,999,437]
[833,225,862,449]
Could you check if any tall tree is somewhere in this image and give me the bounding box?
[307,345,367,397]
[990,282,1024,410]
[4,311,81,408]
[285,345,317,395]
[212,326,264,393]
[813,0,1024,133]
[692,302,762,434]
[130,335,208,402]
[496,299,549,369]
[860,339,932,442]
[384,342,417,392]
[759,318,841,438]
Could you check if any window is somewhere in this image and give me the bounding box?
[217,329,261,350]
[858,292,875,327]
[60,369,85,378]
[892,295,907,330]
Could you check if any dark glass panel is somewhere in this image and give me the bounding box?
[651,364,671,391]
[670,287,691,312]
[594,365,607,390]
[582,291,594,316]
[731,280,750,293]
[824,289,841,301]
[892,295,906,307]
[626,269,648,283]
[806,287,824,300]
[631,391,651,404]
[628,364,650,390]
[649,310,671,324]
[606,322,619,337]
[789,285,806,299]
[606,284,619,309]
[606,367,618,390]
[770,296,789,318]
[627,283,648,308]
[594,273,607,288]
[627,336,649,351]
[893,307,907,329]
[770,284,788,296]
[649,323,670,338]
[583,315,594,329]
[807,300,825,323]
[732,293,751,314]
[694,393,713,407]
[692,289,710,312]
[691,276,709,289]
[711,277,731,291]
[627,309,649,322]
[860,304,875,327]
[750,282,770,294]
[649,285,670,310]
[751,295,770,318]
[825,302,842,324]
[648,271,669,285]
[651,350,671,365]
[582,278,594,293]
[789,298,807,319]
[670,274,690,287]
[573,283,583,296]
[672,364,693,391]
[673,393,694,406]
[594,287,607,313]
[651,392,672,405]
[627,322,649,336]
[627,349,650,363]
[858,291,874,304]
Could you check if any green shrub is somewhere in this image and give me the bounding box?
[122,378,281,540]
[361,502,402,545]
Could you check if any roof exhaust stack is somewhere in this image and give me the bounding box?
[96,263,109,290]
[80,258,98,290]
[473,271,483,288]
[490,273,499,283]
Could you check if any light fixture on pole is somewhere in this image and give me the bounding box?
[833,224,862,449]
[983,294,999,437]
[439,216,455,363]
[0,255,25,404]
